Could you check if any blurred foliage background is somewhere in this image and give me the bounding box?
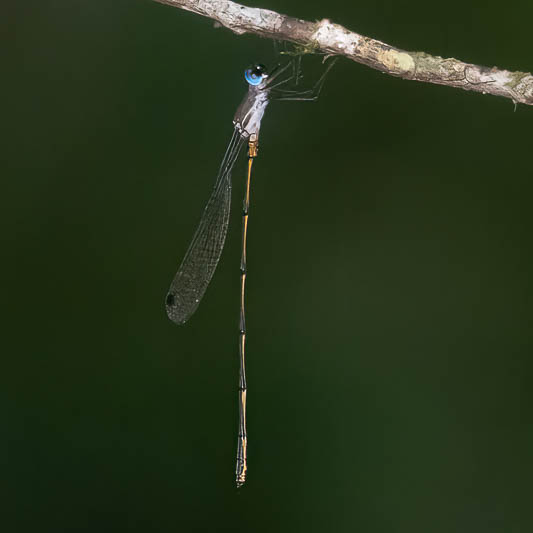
[2,1,532,531]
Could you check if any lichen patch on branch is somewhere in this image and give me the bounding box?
[311,19,360,56]
[377,49,415,75]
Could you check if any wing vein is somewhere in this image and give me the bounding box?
[166,129,246,324]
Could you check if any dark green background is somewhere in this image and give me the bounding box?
[3,1,532,531]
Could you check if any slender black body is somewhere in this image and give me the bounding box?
[165,58,337,487]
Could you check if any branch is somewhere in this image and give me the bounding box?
[153,0,533,106]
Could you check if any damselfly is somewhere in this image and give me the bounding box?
[165,55,336,487]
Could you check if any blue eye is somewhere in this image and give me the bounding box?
[244,64,267,86]
[244,69,263,86]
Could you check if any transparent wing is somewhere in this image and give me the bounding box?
[166,129,246,324]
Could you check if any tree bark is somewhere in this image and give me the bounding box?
[152,0,533,106]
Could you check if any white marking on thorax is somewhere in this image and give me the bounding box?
[234,91,269,139]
